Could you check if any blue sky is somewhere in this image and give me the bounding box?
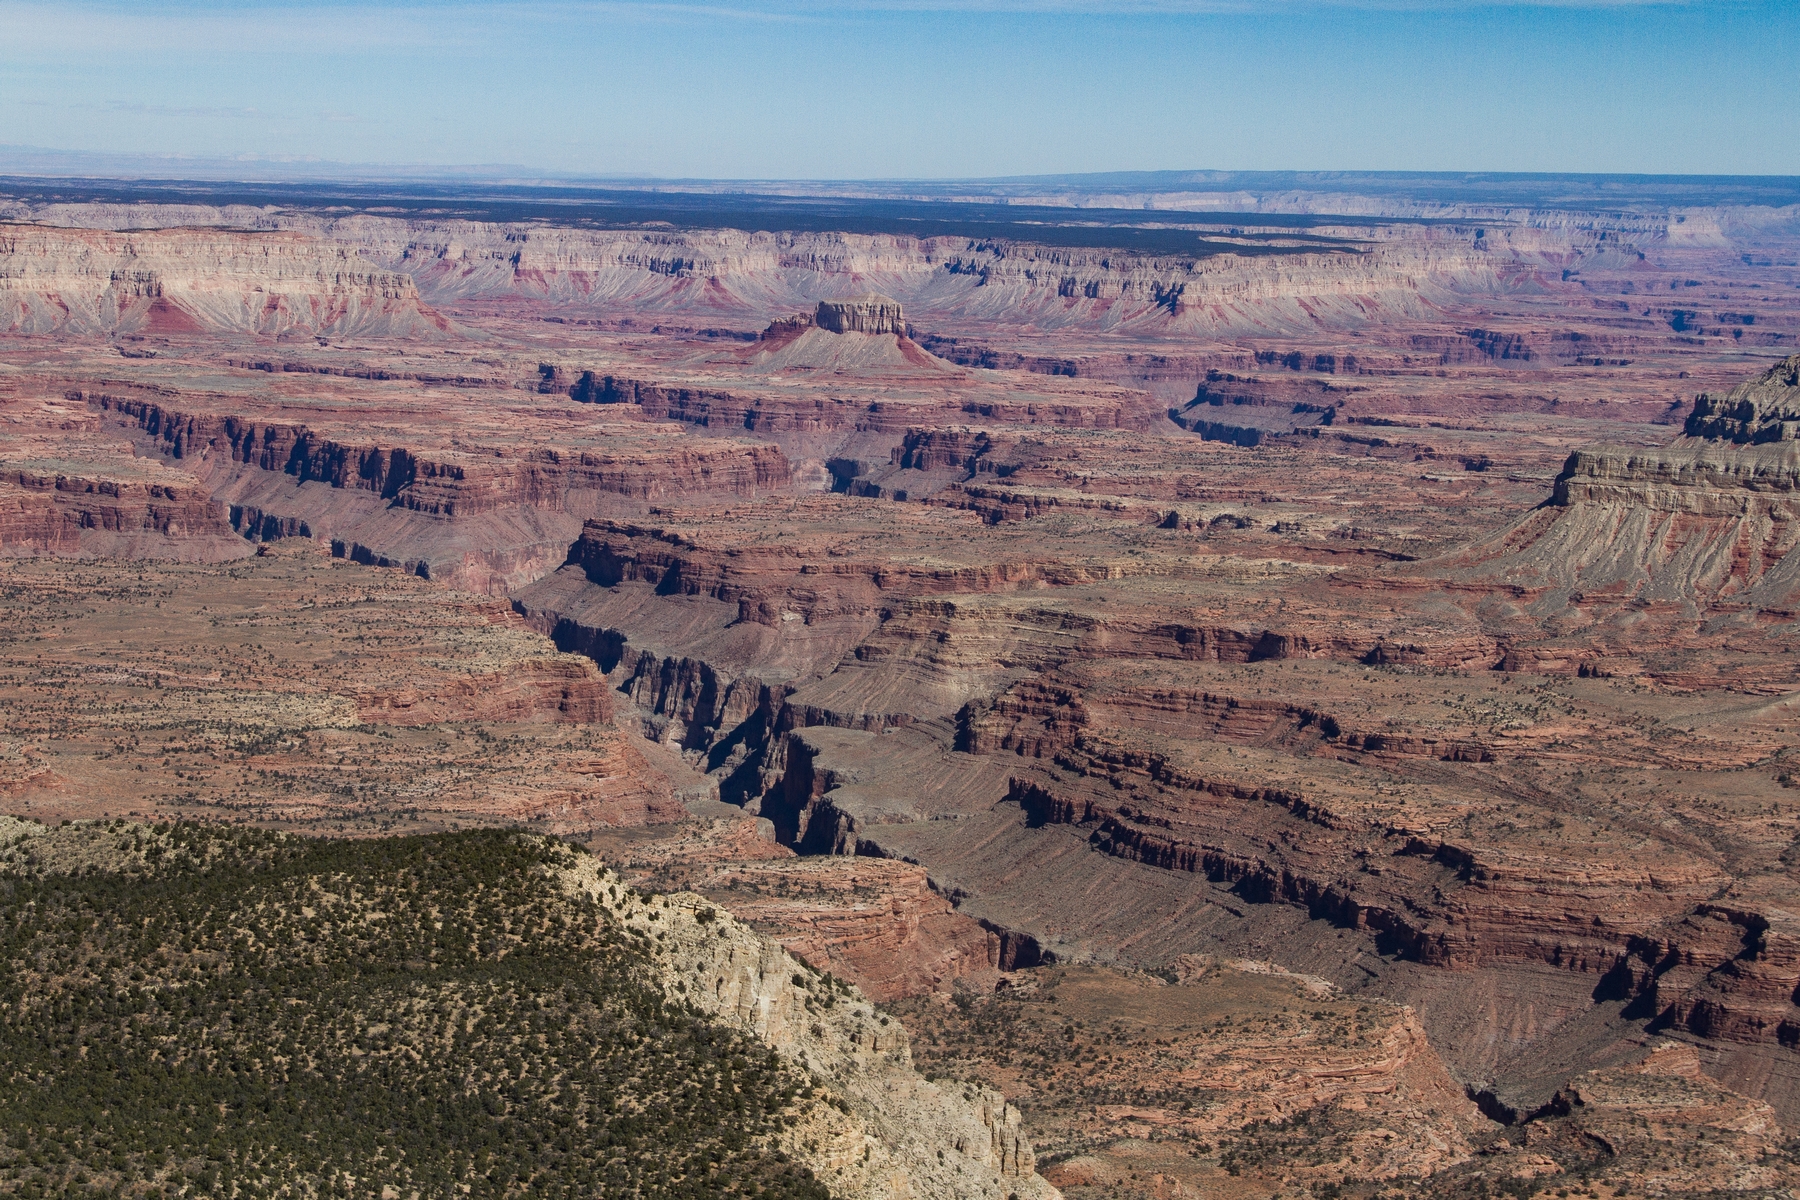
[1,1,1794,179]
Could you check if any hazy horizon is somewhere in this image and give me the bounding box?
[3,148,1800,188]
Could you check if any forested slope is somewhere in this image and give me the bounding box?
[0,820,830,1200]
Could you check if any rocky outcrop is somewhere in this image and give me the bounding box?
[760,312,815,345]
[1449,1042,1791,1198]
[555,854,1058,1200]
[966,675,1493,764]
[0,463,250,561]
[0,391,250,561]
[1685,352,1800,443]
[816,295,907,335]
[1606,888,1800,1052]
[595,815,1009,1000]
[1498,437,1800,629]
[1000,734,1730,977]
[701,857,1007,1001]
[1426,372,1800,619]
[291,218,1621,337]
[569,373,1151,435]
[95,393,793,518]
[1551,441,1800,512]
[896,962,1496,1194]
[355,653,612,726]
[555,513,1147,629]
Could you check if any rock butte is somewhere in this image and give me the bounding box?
[4,178,1800,1195]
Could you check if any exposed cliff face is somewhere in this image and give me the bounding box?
[702,857,1007,1002]
[0,207,1615,339]
[496,353,1800,1123]
[555,854,1058,1200]
[816,295,907,335]
[98,391,792,517]
[0,225,450,338]
[742,634,1800,1123]
[1553,442,1800,512]
[1616,892,1800,1052]
[0,463,249,561]
[893,963,1493,1192]
[769,672,1729,982]
[0,392,251,562]
[367,221,1557,336]
[82,389,792,594]
[569,372,1145,437]
[998,748,1728,978]
[1431,377,1800,615]
[1685,352,1800,443]
[595,817,1009,1002]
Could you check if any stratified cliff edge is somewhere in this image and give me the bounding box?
[0,225,451,338]
[1439,352,1800,615]
[0,214,1613,339]
[0,819,1058,1200]
[559,853,1059,1200]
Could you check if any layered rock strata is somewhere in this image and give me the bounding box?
[0,392,250,561]
[0,224,449,337]
[0,213,1554,337]
[80,386,792,593]
[556,853,1058,1200]
[591,816,1008,999]
[1686,353,1800,443]
[1427,353,1800,620]
[891,964,1491,1191]
[815,295,907,335]
[0,463,248,561]
[748,634,1800,1117]
[1419,1041,1792,1197]
[560,371,1153,441]
[8,194,1800,1165]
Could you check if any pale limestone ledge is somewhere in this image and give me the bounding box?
[554,853,1058,1200]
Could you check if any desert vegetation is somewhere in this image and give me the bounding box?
[892,967,1798,1200]
[0,819,830,1200]
[0,552,675,834]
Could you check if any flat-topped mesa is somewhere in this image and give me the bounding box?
[1549,358,1800,510]
[1684,352,1800,444]
[1433,355,1800,621]
[815,294,906,336]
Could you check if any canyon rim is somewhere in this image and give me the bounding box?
[1,166,1799,1200]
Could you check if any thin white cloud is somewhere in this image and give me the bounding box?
[15,98,292,120]
[0,0,809,58]
[0,2,477,56]
[0,0,1725,69]
[0,0,1714,56]
[106,101,280,119]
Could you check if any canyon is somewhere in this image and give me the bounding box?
[2,172,1799,1198]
